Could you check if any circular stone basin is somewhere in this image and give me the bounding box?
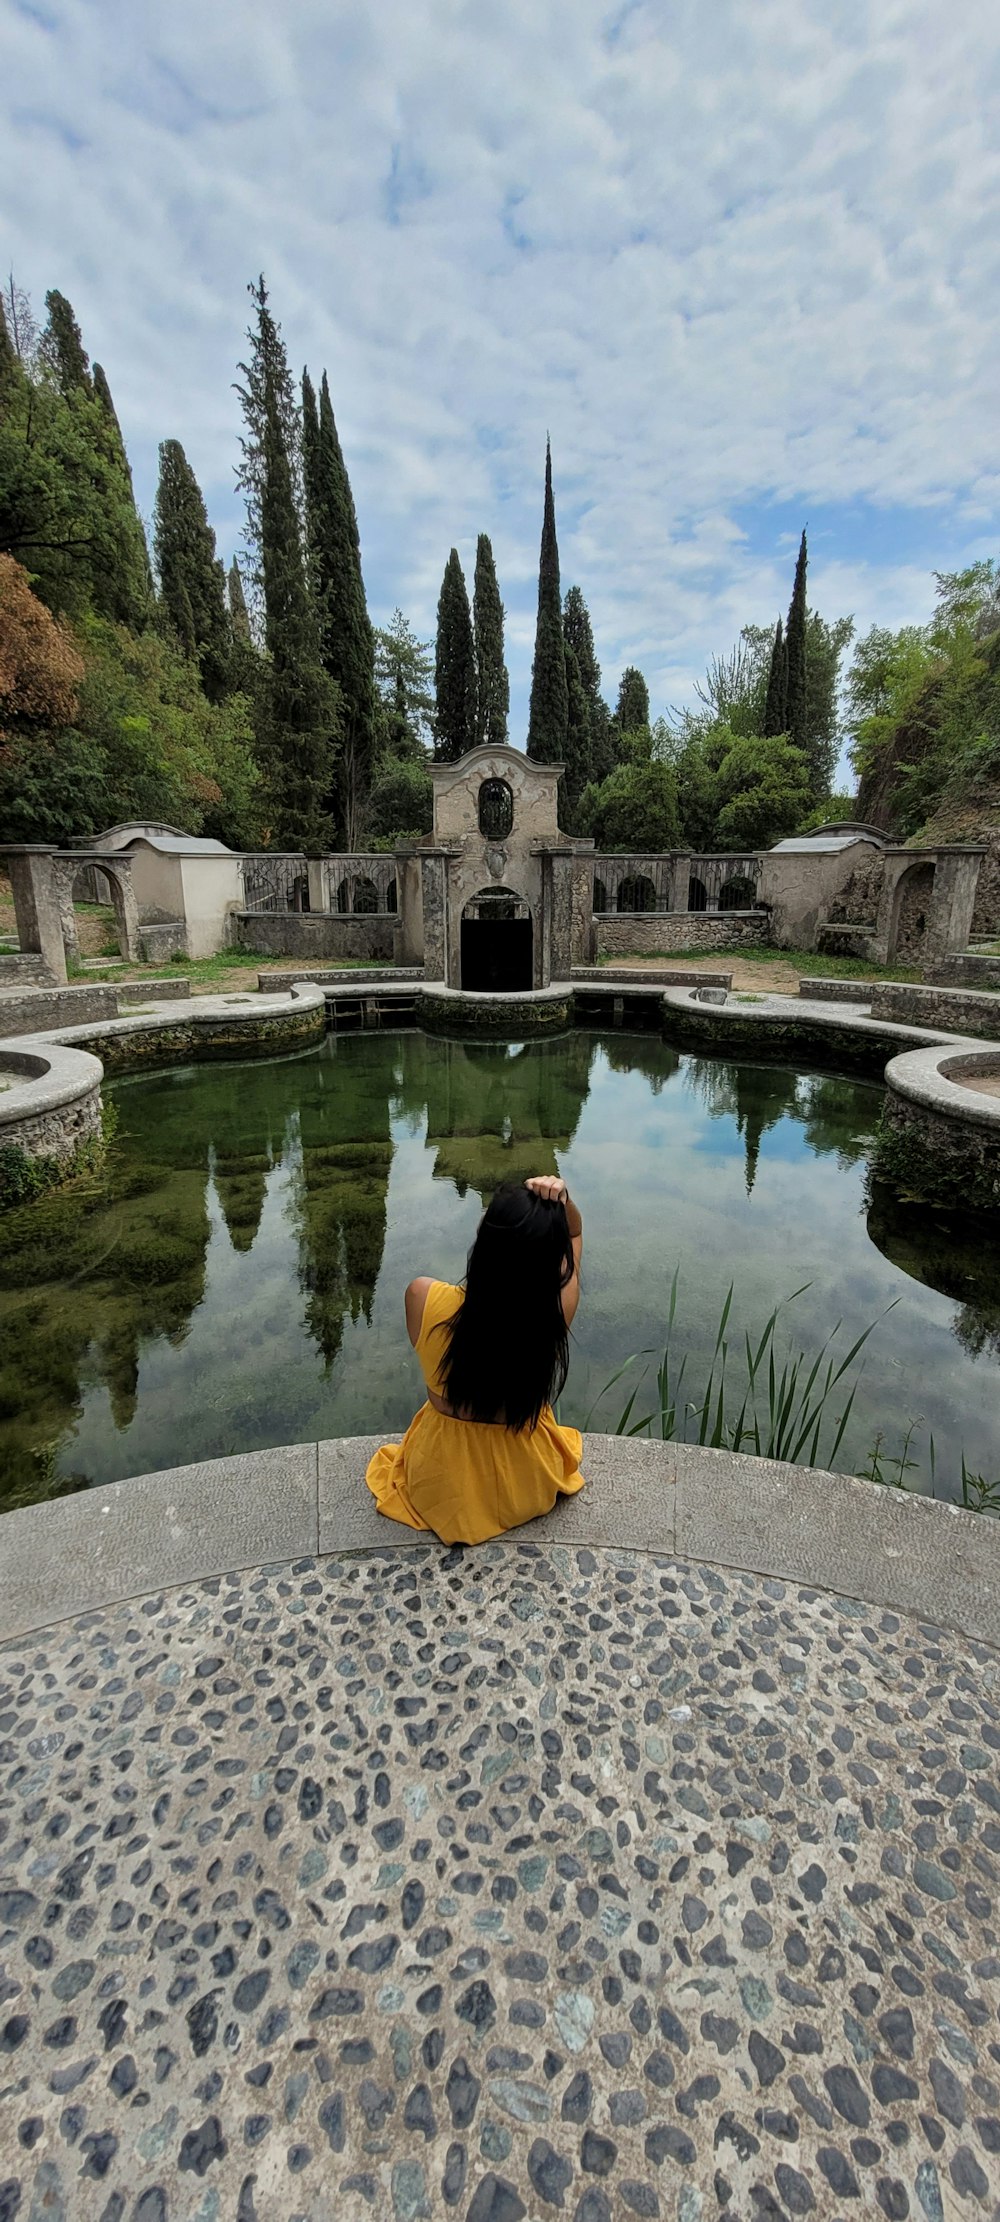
[0,1049,50,1083]
[940,1048,1000,1102]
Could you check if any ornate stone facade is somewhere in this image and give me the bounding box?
[399,746,588,990]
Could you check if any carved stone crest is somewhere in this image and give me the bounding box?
[485,845,507,880]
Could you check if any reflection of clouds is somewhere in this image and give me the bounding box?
[33,1031,1000,1496]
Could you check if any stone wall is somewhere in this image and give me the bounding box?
[797,978,875,1002]
[74,1003,326,1074]
[115,977,192,1006]
[421,985,572,1035]
[0,1077,102,1165]
[262,967,424,992]
[594,912,768,958]
[970,836,1000,940]
[573,966,732,987]
[824,850,885,926]
[869,981,1000,1039]
[875,1088,1000,1214]
[232,911,399,961]
[925,953,1000,989]
[0,984,120,1037]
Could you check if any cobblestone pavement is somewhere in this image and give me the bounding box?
[2,1543,1000,2222]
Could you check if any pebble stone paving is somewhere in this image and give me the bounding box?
[2,1541,1000,2222]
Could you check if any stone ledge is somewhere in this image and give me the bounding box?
[4,1433,1000,1647]
[0,1038,104,1131]
[884,1041,1000,1131]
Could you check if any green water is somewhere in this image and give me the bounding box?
[2,1028,998,1511]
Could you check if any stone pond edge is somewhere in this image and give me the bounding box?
[2,1433,998,1650]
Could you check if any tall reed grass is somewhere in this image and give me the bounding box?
[583,1272,1000,1514]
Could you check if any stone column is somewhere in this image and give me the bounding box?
[420,853,448,982]
[1,847,68,983]
[667,853,691,914]
[548,850,574,982]
[306,859,327,914]
[923,848,986,964]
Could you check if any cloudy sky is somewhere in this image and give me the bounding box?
[5,0,1000,751]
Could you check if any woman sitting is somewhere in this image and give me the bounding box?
[365,1174,585,1544]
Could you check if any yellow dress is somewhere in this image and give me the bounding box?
[365,1279,585,1544]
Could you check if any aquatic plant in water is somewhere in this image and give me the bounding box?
[592,1272,998,1513]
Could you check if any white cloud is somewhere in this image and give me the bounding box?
[4,0,1000,736]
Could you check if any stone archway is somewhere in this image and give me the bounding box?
[50,852,143,967]
[460,887,533,992]
[888,860,935,962]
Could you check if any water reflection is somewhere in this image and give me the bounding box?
[866,1182,1000,1361]
[0,1028,996,1508]
[684,1060,876,1192]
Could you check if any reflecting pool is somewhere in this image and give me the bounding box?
[1,1029,997,1510]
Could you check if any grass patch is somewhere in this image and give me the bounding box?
[74,947,386,988]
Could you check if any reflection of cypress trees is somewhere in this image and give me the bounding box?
[421,1034,594,1201]
[685,1059,802,1194]
[799,1077,876,1170]
[683,1061,878,1195]
[596,1032,681,1098]
[0,1159,212,1505]
[867,1182,1000,1359]
[213,1152,271,1253]
[291,1038,395,1366]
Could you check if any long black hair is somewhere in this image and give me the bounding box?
[438,1181,575,1431]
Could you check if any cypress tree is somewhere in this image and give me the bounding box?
[0,293,19,413]
[93,361,154,605]
[228,558,251,641]
[301,367,376,849]
[785,530,808,759]
[562,641,591,825]
[527,438,568,763]
[616,666,650,734]
[434,549,477,762]
[762,615,787,736]
[472,533,509,748]
[563,585,600,704]
[154,439,230,700]
[236,276,337,853]
[41,289,91,394]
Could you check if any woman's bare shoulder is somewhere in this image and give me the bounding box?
[404,1276,437,1346]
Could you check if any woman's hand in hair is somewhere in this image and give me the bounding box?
[524,1175,568,1206]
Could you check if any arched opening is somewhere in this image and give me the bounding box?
[386,879,398,915]
[63,863,129,965]
[289,872,310,912]
[687,875,708,912]
[719,875,757,912]
[890,861,935,960]
[478,778,514,840]
[616,874,656,914]
[460,887,533,992]
[352,876,379,915]
[593,877,607,915]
